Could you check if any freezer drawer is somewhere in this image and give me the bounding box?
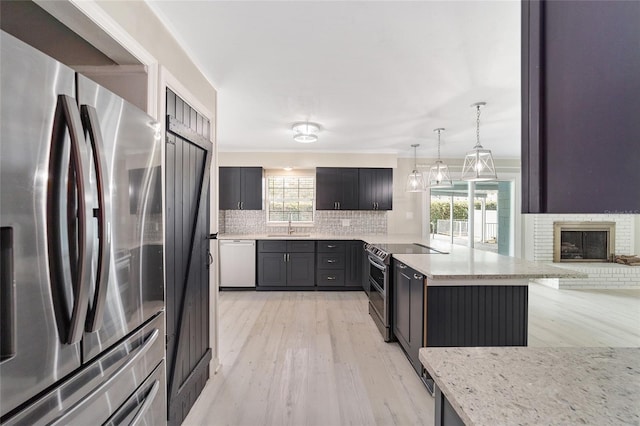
[104,360,166,426]
[220,240,256,287]
[3,313,165,426]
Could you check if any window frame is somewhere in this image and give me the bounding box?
[264,170,316,226]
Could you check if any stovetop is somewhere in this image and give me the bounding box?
[365,243,447,264]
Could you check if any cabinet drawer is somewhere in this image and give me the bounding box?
[316,270,345,286]
[317,241,346,253]
[286,241,315,252]
[258,240,286,252]
[317,253,345,269]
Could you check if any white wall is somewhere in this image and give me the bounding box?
[93,0,216,119]
[219,152,397,168]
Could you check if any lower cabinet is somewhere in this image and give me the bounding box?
[257,240,315,287]
[257,240,363,290]
[345,241,364,287]
[393,260,425,374]
[316,240,363,288]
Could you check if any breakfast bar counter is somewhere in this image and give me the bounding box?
[419,346,640,426]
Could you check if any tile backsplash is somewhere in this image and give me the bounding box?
[219,210,387,235]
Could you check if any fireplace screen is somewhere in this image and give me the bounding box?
[553,222,615,263]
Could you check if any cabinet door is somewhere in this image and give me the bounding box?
[393,262,411,345]
[316,167,340,210]
[316,168,359,210]
[345,241,363,287]
[257,252,287,287]
[287,253,315,287]
[219,167,241,210]
[240,167,263,210]
[338,168,359,210]
[358,168,392,210]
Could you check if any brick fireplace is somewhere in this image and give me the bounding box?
[531,214,639,289]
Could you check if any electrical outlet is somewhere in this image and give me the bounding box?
[341,219,350,227]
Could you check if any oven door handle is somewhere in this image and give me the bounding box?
[369,278,384,294]
[368,256,387,272]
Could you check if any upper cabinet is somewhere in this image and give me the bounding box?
[521,0,640,214]
[316,167,359,210]
[219,167,263,210]
[316,167,393,211]
[358,168,393,211]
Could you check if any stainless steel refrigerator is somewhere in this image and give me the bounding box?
[0,31,166,425]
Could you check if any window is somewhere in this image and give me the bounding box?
[429,181,513,255]
[266,174,315,223]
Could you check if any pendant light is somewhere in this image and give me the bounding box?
[405,144,426,192]
[427,128,453,188]
[461,102,497,181]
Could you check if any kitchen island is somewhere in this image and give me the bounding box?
[419,346,640,426]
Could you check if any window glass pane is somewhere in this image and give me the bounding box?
[429,181,510,255]
[266,175,315,223]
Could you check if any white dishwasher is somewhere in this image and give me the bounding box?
[219,239,256,288]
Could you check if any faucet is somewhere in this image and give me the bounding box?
[288,218,294,235]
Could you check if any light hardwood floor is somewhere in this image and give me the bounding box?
[183,284,640,426]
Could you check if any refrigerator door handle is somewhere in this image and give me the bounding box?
[81,105,112,332]
[47,95,94,345]
[130,379,160,426]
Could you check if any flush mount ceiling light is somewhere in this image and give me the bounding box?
[406,144,426,192]
[292,121,320,143]
[461,102,497,181]
[427,128,453,188]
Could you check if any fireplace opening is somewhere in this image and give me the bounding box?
[553,222,615,263]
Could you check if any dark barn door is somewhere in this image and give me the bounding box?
[165,89,213,426]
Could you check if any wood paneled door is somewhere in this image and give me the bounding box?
[165,89,213,426]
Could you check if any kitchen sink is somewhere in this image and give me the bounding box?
[267,234,311,238]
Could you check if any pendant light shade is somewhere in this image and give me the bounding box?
[406,144,426,192]
[461,102,497,181]
[427,128,453,188]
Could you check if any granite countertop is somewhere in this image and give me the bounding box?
[218,233,586,281]
[419,347,640,426]
[393,247,586,280]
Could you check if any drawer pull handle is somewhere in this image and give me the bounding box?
[327,259,337,263]
[327,276,336,280]
[414,274,423,280]
[327,245,337,248]
[398,264,407,269]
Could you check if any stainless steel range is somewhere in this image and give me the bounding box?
[364,243,446,341]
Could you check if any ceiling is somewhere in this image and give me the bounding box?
[146,1,521,158]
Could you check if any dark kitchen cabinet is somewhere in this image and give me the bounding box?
[345,241,364,287]
[358,168,393,210]
[257,252,287,287]
[257,240,315,287]
[316,240,346,286]
[393,261,424,374]
[219,167,263,210]
[315,240,363,288]
[521,0,640,213]
[315,168,359,210]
